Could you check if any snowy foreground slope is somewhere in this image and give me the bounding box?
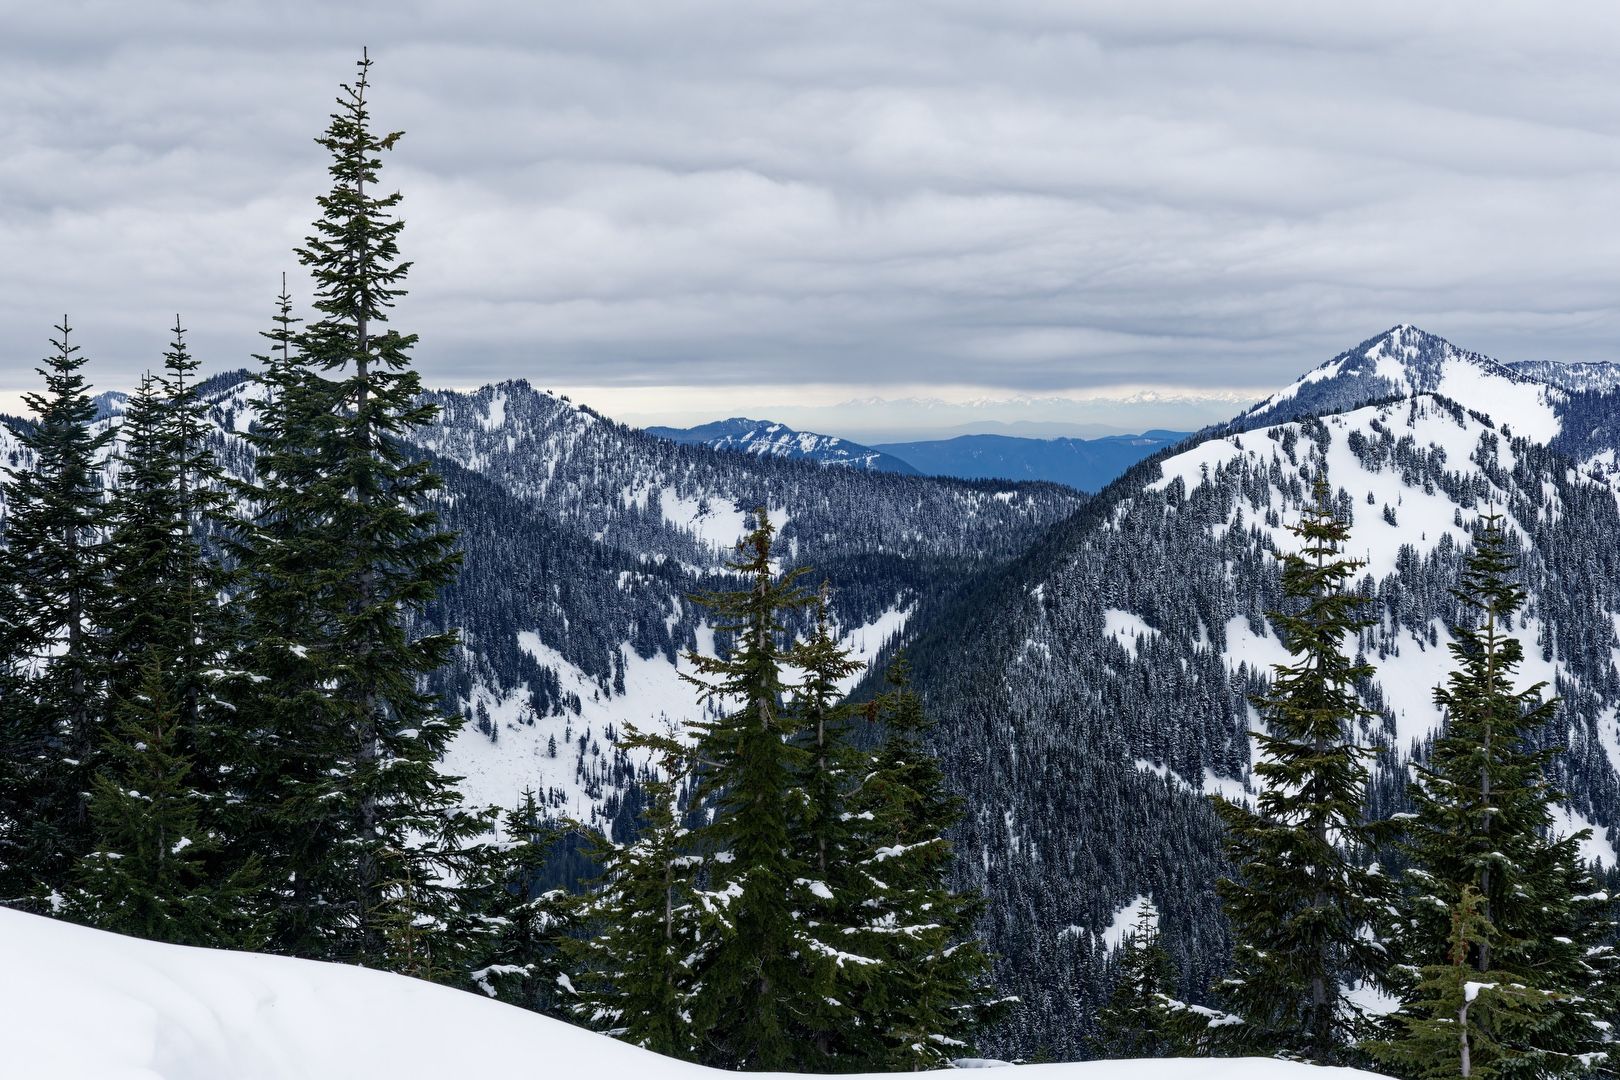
[2,909,1390,1080]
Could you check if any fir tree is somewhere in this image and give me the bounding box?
[234,53,482,968]
[65,661,260,947]
[682,508,833,1070]
[0,319,114,908]
[785,583,872,1066]
[103,321,242,845]
[1370,886,1560,1080]
[843,657,1000,1070]
[567,749,702,1059]
[1213,474,1389,1063]
[1093,900,1183,1060]
[460,788,573,1015]
[1386,513,1618,1078]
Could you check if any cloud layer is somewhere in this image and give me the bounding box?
[3,1,1618,413]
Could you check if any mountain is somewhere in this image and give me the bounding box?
[1238,324,1562,439]
[5,906,1384,1080]
[0,374,1084,838]
[872,431,1189,493]
[645,417,919,474]
[894,325,1620,1057]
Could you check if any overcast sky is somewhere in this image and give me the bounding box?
[3,1,1619,431]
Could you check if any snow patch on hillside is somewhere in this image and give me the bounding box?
[1550,805,1619,868]
[1101,895,1158,949]
[1103,609,1159,658]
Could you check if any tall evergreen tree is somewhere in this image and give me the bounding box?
[1370,886,1560,1080]
[842,657,1000,1071]
[458,788,573,1015]
[234,53,482,969]
[1093,900,1184,1060]
[103,321,241,806]
[1384,513,1618,1078]
[567,752,702,1059]
[1213,474,1389,1063]
[682,508,834,1070]
[0,319,114,909]
[784,583,873,1066]
[65,661,260,947]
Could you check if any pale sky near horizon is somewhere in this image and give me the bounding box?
[3,2,1618,433]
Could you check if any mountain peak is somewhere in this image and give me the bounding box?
[1238,325,1556,435]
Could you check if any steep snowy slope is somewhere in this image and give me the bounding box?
[906,331,1620,1058]
[647,416,919,474]
[3,907,1394,1080]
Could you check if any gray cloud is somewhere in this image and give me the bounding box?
[2,1,1619,416]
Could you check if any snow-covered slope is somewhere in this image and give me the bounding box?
[647,416,920,474]
[1240,325,1562,442]
[2,908,1392,1080]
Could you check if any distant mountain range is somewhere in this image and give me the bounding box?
[644,418,920,474]
[871,432,1188,492]
[647,418,1189,493]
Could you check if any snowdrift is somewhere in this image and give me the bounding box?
[1,908,1390,1080]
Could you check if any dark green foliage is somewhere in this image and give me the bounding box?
[1371,887,1562,1080]
[1213,474,1390,1063]
[232,53,483,969]
[65,661,261,947]
[681,507,831,1070]
[456,789,572,1012]
[567,761,701,1059]
[842,657,1001,1070]
[1385,514,1619,1078]
[0,320,114,908]
[1093,901,1183,1060]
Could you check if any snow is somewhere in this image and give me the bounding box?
[834,604,914,693]
[443,632,712,819]
[1549,804,1619,868]
[1101,896,1157,949]
[1102,609,1159,658]
[482,391,507,430]
[2,909,1397,1080]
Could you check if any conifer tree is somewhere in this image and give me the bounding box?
[682,508,834,1070]
[103,321,241,816]
[0,319,114,908]
[234,53,482,968]
[1213,474,1389,1063]
[459,789,573,1014]
[65,661,260,947]
[567,753,702,1059]
[1093,901,1183,1060]
[842,657,999,1070]
[1370,886,1559,1080]
[785,584,873,1065]
[1385,513,1618,1077]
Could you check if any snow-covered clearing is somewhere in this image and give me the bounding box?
[1103,609,1159,658]
[2,908,1394,1080]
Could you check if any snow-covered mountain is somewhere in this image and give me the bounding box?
[902,325,1620,1057]
[1238,325,1562,440]
[646,417,919,474]
[3,906,1388,1080]
[0,374,1085,836]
